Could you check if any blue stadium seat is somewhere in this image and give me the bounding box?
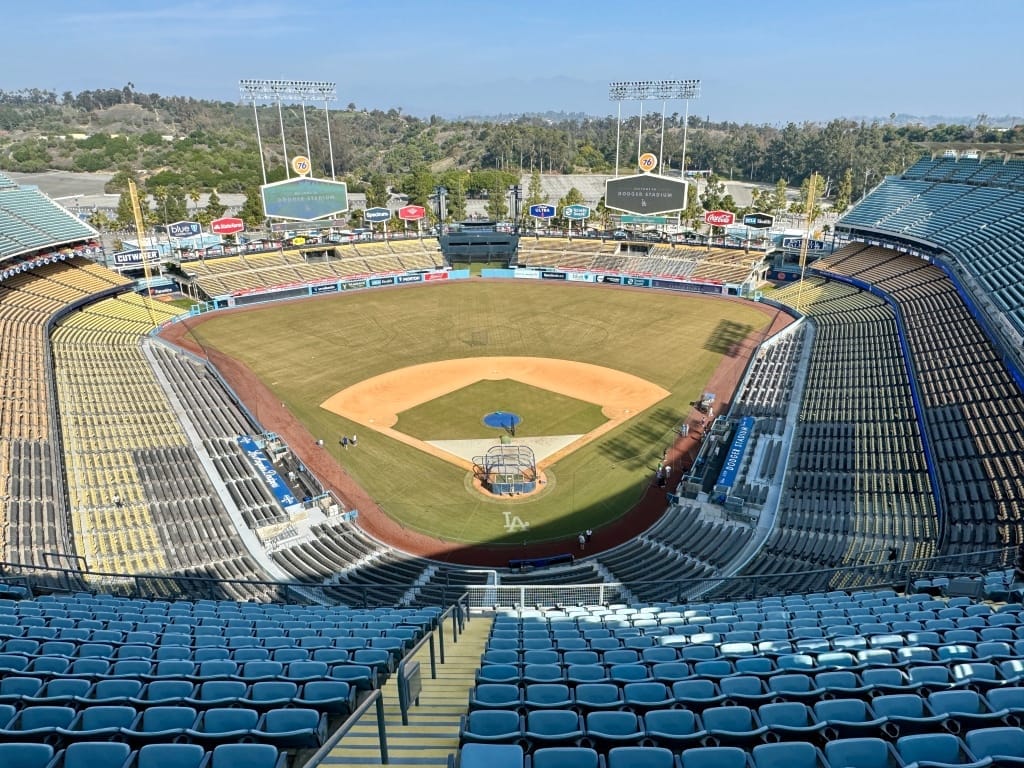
[641,709,707,750]
[252,707,326,749]
[671,680,725,713]
[120,705,198,746]
[574,683,623,713]
[530,746,600,768]
[895,733,979,767]
[751,741,826,768]
[0,741,57,768]
[700,705,767,747]
[963,726,1024,764]
[926,689,1009,732]
[607,746,676,768]
[650,662,692,684]
[186,707,259,746]
[524,684,573,711]
[459,710,523,746]
[134,743,207,768]
[209,743,286,768]
[241,681,298,711]
[679,746,748,768]
[609,665,650,684]
[0,705,76,743]
[477,665,522,685]
[469,684,523,712]
[584,712,646,751]
[719,675,773,707]
[26,679,91,706]
[812,698,887,740]
[524,709,584,747]
[133,680,196,707]
[51,741,133,768]
[187,681,248,709]
[523,665,564,684]
[57,705,137,740]
[756,702,827,742]
[823,737,902,768]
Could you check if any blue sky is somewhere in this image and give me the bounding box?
[4,0,1022,123]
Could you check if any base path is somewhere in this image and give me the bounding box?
[158,287,793,566]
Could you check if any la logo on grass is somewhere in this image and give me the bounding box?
[502,510,530,532]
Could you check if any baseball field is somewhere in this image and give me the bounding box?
[181,280,773,546]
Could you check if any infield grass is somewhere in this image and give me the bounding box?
[395,379,606,440]
[186,280,772,546]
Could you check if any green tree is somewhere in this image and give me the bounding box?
[238,186,265,229]
[682,182,701,228]
[834,168,853,213]
[771,178,788,216]
[526,168,545,206]
[485,182,509,220]
[114,190,137,230]
[699,173,727,211]
[366,173,389,207]
[199,188,226,225]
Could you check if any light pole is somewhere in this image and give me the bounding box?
[608,80,700,178]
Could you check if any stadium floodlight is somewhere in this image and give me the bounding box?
[240,79,339,185]
[608,79,701,177]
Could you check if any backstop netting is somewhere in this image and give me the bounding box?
[474,443,538,495]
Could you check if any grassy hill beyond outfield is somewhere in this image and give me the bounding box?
[188,280,772,546]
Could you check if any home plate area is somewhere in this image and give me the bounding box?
[426,434,584,465]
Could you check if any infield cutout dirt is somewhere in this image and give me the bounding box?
[320,356,670,472]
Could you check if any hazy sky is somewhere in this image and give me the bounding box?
[5,0,1022,124]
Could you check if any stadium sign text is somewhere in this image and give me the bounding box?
[111,249,161,266]
[261,177,349,221]
[742,212,774,229]
[363,207,392,223]
[781,237,828,251]
[528,204,556,219]
[605,174,687,215]
[168,221,201,238]
[704,210,735,227]
[210,217,245,235]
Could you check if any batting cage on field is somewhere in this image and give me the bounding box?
[474,443,538,496]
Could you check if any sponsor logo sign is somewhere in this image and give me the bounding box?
[562,204,590,220]
[638,152,658,172]
[781,237,828,251]
[369,276,395,287]
[311,283,339,294]
[168,221,201,238]
[541,271,567,280]
[528,203,556,219]
[606,173,687,215]
[210,217,245,235]
[398,205,426,221]
[397,274,423,284]
[112,249,161,266]
[364,206,392,223]
[341,279,367,290]
[715,416,756,489]
[704,210,735,226]
[291,155,312,176]
[742,212,774,229]
[237,436,299,508]
[424,271,449,281]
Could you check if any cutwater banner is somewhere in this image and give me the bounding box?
[715,416,756,490]
[237,436,300,509]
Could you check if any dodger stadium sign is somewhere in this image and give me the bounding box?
[605,173,687,215]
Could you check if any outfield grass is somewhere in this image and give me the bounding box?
[188,281,771,546]
[395,379,606,440]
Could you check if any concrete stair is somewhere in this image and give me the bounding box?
[321,614,493,766]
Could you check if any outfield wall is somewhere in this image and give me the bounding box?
[483,266,739,295]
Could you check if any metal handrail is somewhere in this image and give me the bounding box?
[395,592,469,726]
[300,688,388,768]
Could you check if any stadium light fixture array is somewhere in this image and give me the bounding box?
[608,79,701,101]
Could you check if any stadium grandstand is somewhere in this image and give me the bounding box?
[1,157,1024,767]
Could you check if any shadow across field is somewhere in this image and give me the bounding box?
[704,319,754,356]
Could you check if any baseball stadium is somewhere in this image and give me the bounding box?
[2,139,1024,768]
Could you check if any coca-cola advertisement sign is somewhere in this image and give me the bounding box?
[704,210,735,226]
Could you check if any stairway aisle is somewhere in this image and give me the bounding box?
[322,614,493,766]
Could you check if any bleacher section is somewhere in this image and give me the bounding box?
[516,240,759,285]
[729,277,937,594]
[49,295,274,597]
[188,239,444,298]
[0,258,130,571]
[452,587,1024,768]
[816,246,1024,554]
[837,156,1024,338]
